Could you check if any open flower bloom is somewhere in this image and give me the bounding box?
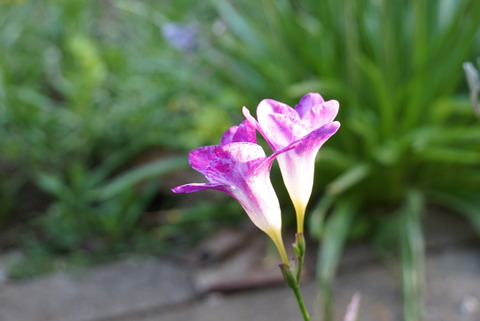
[172,121,296,265]
[243,93,340,233]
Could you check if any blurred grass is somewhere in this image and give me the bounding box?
[400,190,425,321]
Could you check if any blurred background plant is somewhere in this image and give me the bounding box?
[464,58,480,118]
[0,0,243,278]
[1,0,480,320]
[204,0,480,320]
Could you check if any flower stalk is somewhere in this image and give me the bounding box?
[280,263,311,321]
[292,233,306,283]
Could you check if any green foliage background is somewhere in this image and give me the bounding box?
[0,0,242,276]
[0,1,479,319]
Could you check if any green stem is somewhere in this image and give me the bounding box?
[296,253,304,283]
[291,282,311,321]
[280,264,311,321]
[293,233,306,283]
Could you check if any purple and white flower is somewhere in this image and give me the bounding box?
[172,121,295,264]
[243,93,340,233]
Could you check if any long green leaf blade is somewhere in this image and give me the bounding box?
[317,199,356,321]
[401,190,425,321]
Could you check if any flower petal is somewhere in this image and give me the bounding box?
[294,121,341,155]
[294,92,325,118]
[221,120,257,145]
[188,145,221,175]
[255,139,300,176]
[243,106,276,148]
[172,182,232,196]
[232,172,281,231]
[205,142,266,186]
[243,106,263,132]
[220,127,237,145]
[261,113,308,150]
[257,98,299,125]
[275,151,316,217]
[302,99,339,130]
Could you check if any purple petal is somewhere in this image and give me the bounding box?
[263,113,309,150]
[302,99,339,130]
[205,142,266,186]
[188,145,221,175]
[220,120,256,144]
[255,140,300,176]
[172,182,232,196]
[243,106,263,132]
[294,93,325,118]
[256,99,299,126]
[220,126,237,145]
[294,121,341,155]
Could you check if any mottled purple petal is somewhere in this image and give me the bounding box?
[236,120,257,143]
[205,142,265,186]
[172,182,232,196]
[302,99,339,130]
[220,126,237,145]
[220,120,256,144]
[294,92,325,118]
[188,145,221,175]
[294,121,341,155]
[262,113,308,150]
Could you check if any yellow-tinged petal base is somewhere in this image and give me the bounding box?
[266,229,290,266]
[293,201,307,234]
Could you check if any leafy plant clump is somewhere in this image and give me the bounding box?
[0,0,241,276]
[204,0,480,320]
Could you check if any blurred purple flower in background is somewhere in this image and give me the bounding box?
[162,23,198,52]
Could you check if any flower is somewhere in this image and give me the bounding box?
[243,93,340,233]
[161,23,198,52]
[172,121,296,265]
